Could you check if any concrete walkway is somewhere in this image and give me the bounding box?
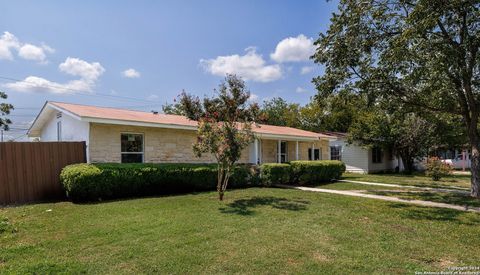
[337,179,469,193]
[276,184,480,213]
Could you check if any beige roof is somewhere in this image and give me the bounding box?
[31,102,325,140]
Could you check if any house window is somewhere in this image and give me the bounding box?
[57,121,62,141]
[121,133,144,163]
[372,147,382,163]
[330,146,342,161]
[308,148,321,160]
[278,141,288,163]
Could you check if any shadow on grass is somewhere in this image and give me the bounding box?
[370,190,480,208]
[388,203,480,225]
[219,196,310,216]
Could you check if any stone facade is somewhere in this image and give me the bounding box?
[89,123,250,163]
[88,123,329,164]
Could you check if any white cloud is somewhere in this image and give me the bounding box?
[147,94,159,101]
[0,31,54,63]
[18,44,49,63]
[59,57,105,80]
[300,66,314,75]
[248,93,259,103]
[295,87,309,93]
[4,57,105,94]
[200,47,282,82]
[270,34,316,63]
[0,32,20,60]
[122,68,141,78]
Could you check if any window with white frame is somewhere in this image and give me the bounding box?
[121,133,144,163]
[330,146,342,160]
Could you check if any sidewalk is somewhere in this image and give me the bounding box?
[337,179,469,193]
[276,184,480,213]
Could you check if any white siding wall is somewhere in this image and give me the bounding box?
[330,139,369,173]
[40,112,90,161]
[368,149,396,173]
[330,139,402,173]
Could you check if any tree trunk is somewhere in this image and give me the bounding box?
[466,121,480,198]
[398,151,414,174]
[470,143,480,198]
[217,166,226,201]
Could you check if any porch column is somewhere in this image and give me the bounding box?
[277,140,281,163]
[296,141,299,160]
[254,138,259,164]
[312,142,315,160]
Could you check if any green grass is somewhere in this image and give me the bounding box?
[313,181,409,191]
[342,172,471,189]
[367,190,480,209]
[1,188,480,274]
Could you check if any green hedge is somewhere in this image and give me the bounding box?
[290,160,346,185]
[60,163,257,202]
[259,163,291,186]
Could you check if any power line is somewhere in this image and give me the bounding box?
[0,75,165,104]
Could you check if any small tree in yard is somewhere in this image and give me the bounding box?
[0,91,13,131]
[178,75,259,201]
[426,157,453,181]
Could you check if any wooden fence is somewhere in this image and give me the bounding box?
[0,142,86,205]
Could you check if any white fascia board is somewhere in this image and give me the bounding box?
[82,117,198,131]
[41,113,321,141]
[255,133,319,142]
[321,136,338,141]
[47,103,82,121]
[29,102,82,137]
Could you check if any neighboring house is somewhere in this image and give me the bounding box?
[324,132,402,174]
[28,102,333,164]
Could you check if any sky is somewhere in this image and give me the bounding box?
[0,0,338,140]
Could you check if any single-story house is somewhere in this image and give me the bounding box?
[28,102,334,164]
[323,132,403,173]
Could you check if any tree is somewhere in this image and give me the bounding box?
[178,75,259,200]
[0,91,13,131]
[313,0,480,197]
[162,101,185,115]
[349,110,434,173]
[260,97,301,128]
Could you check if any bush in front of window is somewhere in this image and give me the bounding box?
[60,163,258,202]
[259,163,292,186]
[290,160,346,185]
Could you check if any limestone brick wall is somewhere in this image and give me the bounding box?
[89,123,250,163]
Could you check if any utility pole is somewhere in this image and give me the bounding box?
[1,129,3,142]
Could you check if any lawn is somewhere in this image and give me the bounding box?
[1,188,480,274]
[342,172,471,189]
[367,190,480,209]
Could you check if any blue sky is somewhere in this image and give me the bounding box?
[0,0,337,140]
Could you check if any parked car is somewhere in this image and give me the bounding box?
[442,154,471,169]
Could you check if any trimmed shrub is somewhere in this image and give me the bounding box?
[425,157,452,181]
[60,163,257,202]
[290,160,346,185]
[259,163,292,186]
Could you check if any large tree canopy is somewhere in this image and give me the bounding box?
[313,0,480,197]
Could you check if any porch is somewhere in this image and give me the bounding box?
[249,138,330,164]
